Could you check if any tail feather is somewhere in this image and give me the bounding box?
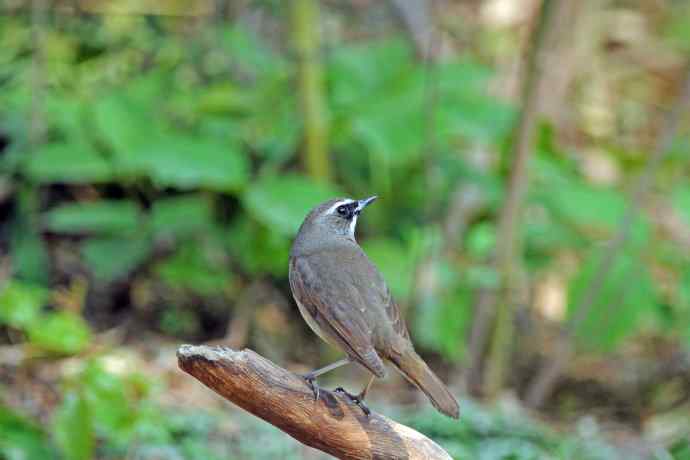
[390,349,459,419]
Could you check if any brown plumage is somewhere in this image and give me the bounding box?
[289,197,459,419]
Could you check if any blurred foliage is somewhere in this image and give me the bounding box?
[401,402,627,460]
[1,2,690,459]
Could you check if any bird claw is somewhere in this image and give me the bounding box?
[334,387,371,416]
[301,374,320,401]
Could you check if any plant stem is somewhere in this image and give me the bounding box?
[483,0,569,396]
[292,0,331,182]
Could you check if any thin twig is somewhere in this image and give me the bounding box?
[525,64,690,408]
[177,345,453,460]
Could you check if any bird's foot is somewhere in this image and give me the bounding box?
[334,387,371,416]
[300,373,320,401]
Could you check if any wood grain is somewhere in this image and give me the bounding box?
[177,345,452,460]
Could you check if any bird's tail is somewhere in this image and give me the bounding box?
[390,348,459,419]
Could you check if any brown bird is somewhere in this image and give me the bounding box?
[289,196,459,418]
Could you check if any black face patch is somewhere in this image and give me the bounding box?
[335,202,358,220]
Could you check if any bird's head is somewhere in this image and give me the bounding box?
[299,196,378,241]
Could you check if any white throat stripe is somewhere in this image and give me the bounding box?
[349,214,359,238]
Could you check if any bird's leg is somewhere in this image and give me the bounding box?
[335,375,376,416]
[300,358,350,401]
[358,374,376,401]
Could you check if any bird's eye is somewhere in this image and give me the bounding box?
[337,205,348,216]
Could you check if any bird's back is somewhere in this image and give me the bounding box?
[295,240,411,354]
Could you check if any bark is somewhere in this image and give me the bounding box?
[177,345,452,460]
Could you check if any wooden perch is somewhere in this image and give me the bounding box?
[177,345,452,460]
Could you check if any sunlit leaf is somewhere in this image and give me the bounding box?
[44,200,142,234]
[0,281,47,329]
[242,174,341,236]
[27,311,91,354]
[93,93,155,163]
[466,222,496,259]
[135,137,248,192]
[80,363,135,445]
[24,143,112,184]
[53,391,94,460]
[0,405,55,460]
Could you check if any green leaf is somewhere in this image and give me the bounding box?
[24,143,112,184]
[418,298,472,361]
[361,238,414,300]
[27,311,91,354]
[44,95,88,143]
[435,59,515,142]
[242,174,341,236]
[155,242,231,296]
[664,4,690,52]
[135,137,248,192]
[464,265,500,289]
[541,181,627,231]
[53,391,94,460]
[532,156,630,236]
[678,268,690,345]
[239,82,300,161]
[465,222,496,259]
[44,200,142,234]
[0,281,48,329]
[93,93,155,163]
[9,188,50,284]
[11,227,50,285]
[0,405,55,460]
[150,195,214,239]
[81,236,152,282]
[413,262,472,360]
[80,363,135,445]
[350,102,425,167]
[329,38,413,109]
[568,251,657,352]
[221,24,288,77]
[197,83,251,114]
[673,185,690,227]
[227,216,290,277]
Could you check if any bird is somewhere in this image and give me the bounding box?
[289,196,459,419]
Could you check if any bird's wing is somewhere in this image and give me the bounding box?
[335,245,409,340]
[289,254,387,378]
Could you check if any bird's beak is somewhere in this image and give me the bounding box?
[356,196,378,214]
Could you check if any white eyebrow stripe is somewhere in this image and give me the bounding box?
[325,199,355,215]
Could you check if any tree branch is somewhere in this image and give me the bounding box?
[177,345,452,460]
